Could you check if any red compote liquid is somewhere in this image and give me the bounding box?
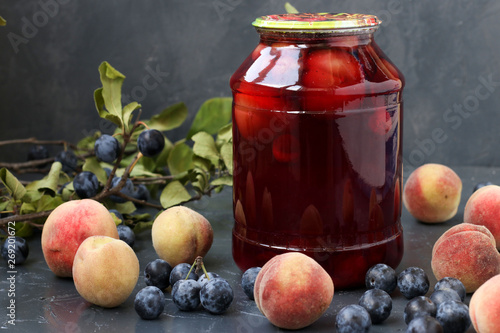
[230,13,405,289]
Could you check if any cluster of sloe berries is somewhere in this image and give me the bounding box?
[134,258,234,320]
[335,263,471,333]
[72,129,164,201]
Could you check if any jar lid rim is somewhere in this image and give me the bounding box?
[252,13,381,30]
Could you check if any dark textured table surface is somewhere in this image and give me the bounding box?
[3,165,494,332]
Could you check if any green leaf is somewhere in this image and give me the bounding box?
[285,2,299,13]
[129,163,162,178]
[216,123,232,147]
[133,220,154,234]
[192,167,209,193]
[94,88,122,128]
[187,97,232,139]
[82,157,108,184]
[14,222,32,238]
[153,136,174,169]
[192,131,220,165]
[160,180,191,208]
[148,102,188,131]
[106,201,137,215]
[0,168,26,201]
[220,142,233,175]
[123,102,141,130]
[211,176,233,186]
[167,142,194,176]
[0,16,6,26]
[193,155,212,172]
[0,198,11,212]
[97,62,126,130]
[25,162,62,196]
[21,190,43,203]
[36,194,64,212]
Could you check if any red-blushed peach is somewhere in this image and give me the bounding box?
[152,206,213,267]
[41,199,119,277]
[469,274,500,333]
[431,223,500,293]
[403,163,462,223]
[72,236,139,308]
[464,185,500,250]
[432,223,496,257]
[254,252,334,330]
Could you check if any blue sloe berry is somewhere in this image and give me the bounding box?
[398,267,430,299]
[137,129,165,157]
[145,259,173,290]
[169,263,198,287]
[73,171,99,198]
[435,300,471,333]
[358,288,392,324]
[95,134,120,163]
[365,263,397,294]
[2,236,29,265]
[407,316,443,333]
[404,296,437,325]
[241,267,261,300]
[172,279,201,311]
[134,286,165,320]
[200,278,234,314]
[336,304,372,333]
[117,224,135,248]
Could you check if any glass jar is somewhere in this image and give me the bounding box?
[230,13,404,289]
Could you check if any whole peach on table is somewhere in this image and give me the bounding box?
[41,199,119,277]
[403,163,462,223]
[152,206,213,267]
[72,236,139,308]
[431,223,500,292]
[469,274,500,333]
[253,252,334,330]
[464,184,500,250]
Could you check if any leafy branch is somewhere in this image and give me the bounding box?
[0,61,233,237]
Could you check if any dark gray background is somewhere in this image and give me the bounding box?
[1,0,499,172]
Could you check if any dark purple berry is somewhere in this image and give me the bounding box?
[398,267,430,299]
[2,236,29,265]
[95,134,121,163]
[27,145,49,163]
[404,296,437,325]
[200,278,233,314]
[73,171,99,198]
[473,181,493,193]
[198,272,221,288]
[144,259,173,290]
[241,267,261,300]
[132,184,150,205]
[358,288,392,324]
[429,288,461,308]
[55,150,78,174]
[110,176,134,203]
[365,263,397,294]
[117,224,135,248]
[436,301,471,333]
[137,129,165,157]
[169,263,198,287]
[336,304,372,333]
[134,286,165,320]
[407,316,443,333]
[172,279,201,311]
[108,209,124,224]
[434,277,466,302]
